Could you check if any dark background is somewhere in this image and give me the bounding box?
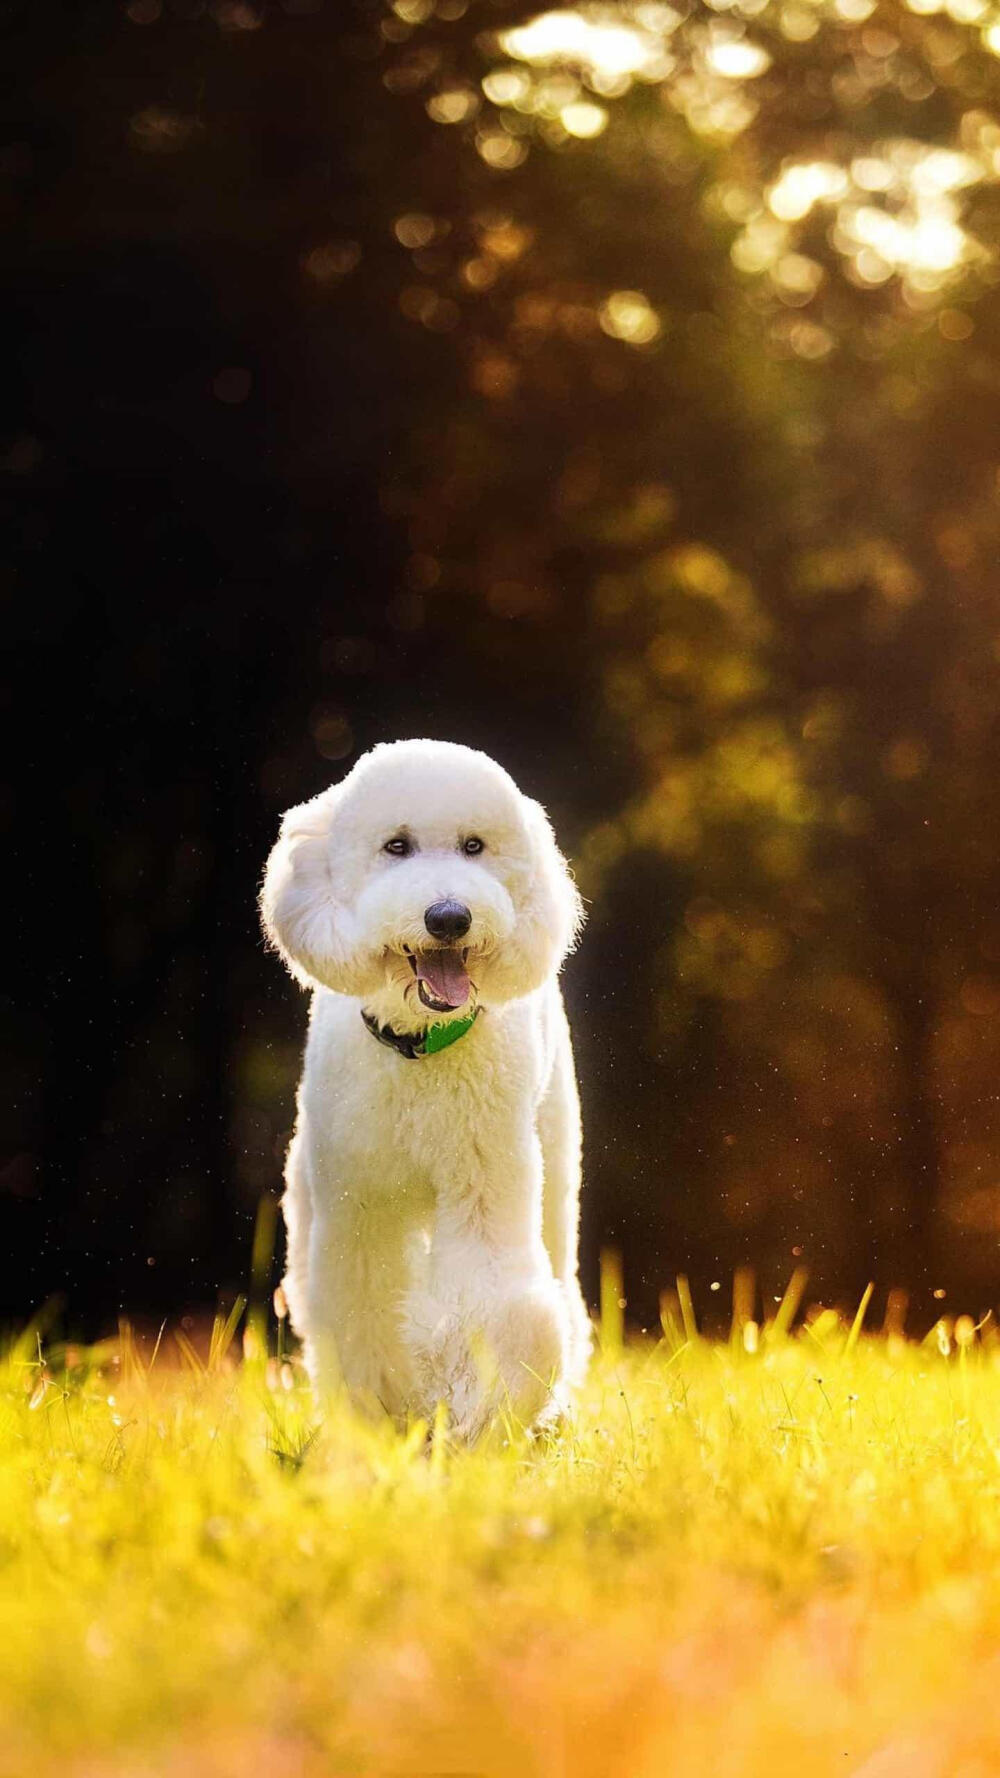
[4,0,1000,1337]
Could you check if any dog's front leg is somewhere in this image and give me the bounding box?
[404,1126,568,1441]
[303,1192,423,1420]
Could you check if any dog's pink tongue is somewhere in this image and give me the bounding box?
[418,949,470,1009]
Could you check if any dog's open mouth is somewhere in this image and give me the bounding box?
[407,947,471,1013]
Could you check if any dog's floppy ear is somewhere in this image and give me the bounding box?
[525,797,586,965]
[260,786,352,992]
[474,795,586,1005]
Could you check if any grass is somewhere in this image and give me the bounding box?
[4,1281,1000,1777]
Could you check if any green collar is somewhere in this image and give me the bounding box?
[361,1005,480,1059]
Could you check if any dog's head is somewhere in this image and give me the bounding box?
[260,739,583,1027]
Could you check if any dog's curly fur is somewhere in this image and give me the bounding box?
[260,739,590,1439]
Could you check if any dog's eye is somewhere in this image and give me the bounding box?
[383,835,412,857]
[461,836,485,857]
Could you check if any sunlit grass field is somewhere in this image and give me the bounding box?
[6,1278,1000,1778]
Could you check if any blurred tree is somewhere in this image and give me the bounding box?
[369,0,1000,1306]
[6,0,1000,1329]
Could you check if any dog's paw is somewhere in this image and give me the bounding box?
[405,1281,568,1441]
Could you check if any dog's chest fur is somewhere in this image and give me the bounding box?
[301,987,548,1196]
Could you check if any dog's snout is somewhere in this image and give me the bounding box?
[424,898,472,942]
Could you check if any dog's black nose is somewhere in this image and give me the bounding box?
[424,898,472,942]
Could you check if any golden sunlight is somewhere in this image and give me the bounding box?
[599,289,662,342]
[500,9,674,84]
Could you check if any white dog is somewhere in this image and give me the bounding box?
[260,738,590,1439]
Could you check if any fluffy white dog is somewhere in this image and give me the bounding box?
[260,738,590,1439]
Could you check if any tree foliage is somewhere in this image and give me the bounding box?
[370,0,1000,1297]
[7,0,1000,1325]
